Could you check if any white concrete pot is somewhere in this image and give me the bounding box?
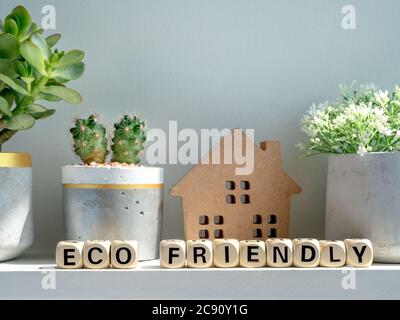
[325,152,400,263]
[0,153,33,262]
[62,165,163,261]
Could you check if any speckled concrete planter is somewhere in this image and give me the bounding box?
[326,152,400,263]
[0,153,33,262]
[62,165,163,261]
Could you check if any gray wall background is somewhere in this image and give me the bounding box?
[1,0,400,253]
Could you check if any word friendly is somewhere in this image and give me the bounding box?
[160,238,373,269]
[56,240,138,269]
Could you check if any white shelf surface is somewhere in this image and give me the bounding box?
[1,254,400,300]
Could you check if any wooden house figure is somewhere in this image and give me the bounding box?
[171,129,301,241]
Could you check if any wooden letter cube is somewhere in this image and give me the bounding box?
[111,240,138,269]
[160,239,186,269]
[56,241,84,269]
[293,238,320,268]
[213,239,240,268]
[83,240,111,269]
[239,240,266,268]
[319,240,346,267]
[345,239,373,267]
[266,238,293,267]
[187,240,213,268]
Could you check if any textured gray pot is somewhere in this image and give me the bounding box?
[0,153,33,262]
[325,152,400,263]
[62,165,163,261]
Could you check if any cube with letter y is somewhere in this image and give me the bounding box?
[56,240,84,269]
[345,239,373,267]
[83,240,111,269]
[187,240,213,268]
[160,239,186,268]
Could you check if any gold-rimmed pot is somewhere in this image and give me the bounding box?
[0,153,33,262]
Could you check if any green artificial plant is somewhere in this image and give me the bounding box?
[0,6,85,151]
[71,115,147,165]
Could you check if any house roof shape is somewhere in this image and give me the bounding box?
[171,128,301,197]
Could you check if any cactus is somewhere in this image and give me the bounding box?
[70,115,108,164]
[0,6,85,151]
[111,115,146,164]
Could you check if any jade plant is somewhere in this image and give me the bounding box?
[71,115,147,165]
[0,6,85,151]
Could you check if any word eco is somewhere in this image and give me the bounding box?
[56,240,138,269]
[160,238,373,268]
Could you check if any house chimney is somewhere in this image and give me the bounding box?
[260,140,281,164]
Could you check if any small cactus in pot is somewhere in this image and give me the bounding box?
[111,115,146,164]
[64,114,163,261]
[70,115,108,165]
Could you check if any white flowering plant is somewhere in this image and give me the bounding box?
[298,84,400,156]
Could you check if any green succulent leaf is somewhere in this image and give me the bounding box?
[24,22,40,40]
[4,114,35,130]
[0,73,30,96]
[36,91,62,102]
[0,33,20,59]
[45,34,61,47]
[24,103,55,119]
[40,85,82,104]
[0,95,12,117]
[0,59,18,78]
[31,33,50,61]
[11,6,31,36]
[0,89,15,107]
[51,62,85,81]
[21,76,34,84]
[3,17,18,36]
[0,18,3,32]
[20,40,47,76]
[56,50,85,68]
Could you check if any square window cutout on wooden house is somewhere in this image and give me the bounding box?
[214,215,224,225]
[253,215,262,224]
[199,215,209,225]
[214,229,224,238]
[253,229,262,238]
[268,214,277,224]
[268,228,277,238]
[199,229,209,239]
[225,181,235,190]
[240,194,250,204]
[226,195,236,204]
[240,181,250,190]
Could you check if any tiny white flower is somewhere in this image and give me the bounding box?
[357,145,368,156]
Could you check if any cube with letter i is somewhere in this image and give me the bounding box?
[187,240,213,268]
[160,239,186,268]
[56,240,84,269]
[213,239,240,268]
[266,238,293,267]
[239,240,266,268]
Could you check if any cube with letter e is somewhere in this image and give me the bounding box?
[56,240,84,269]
